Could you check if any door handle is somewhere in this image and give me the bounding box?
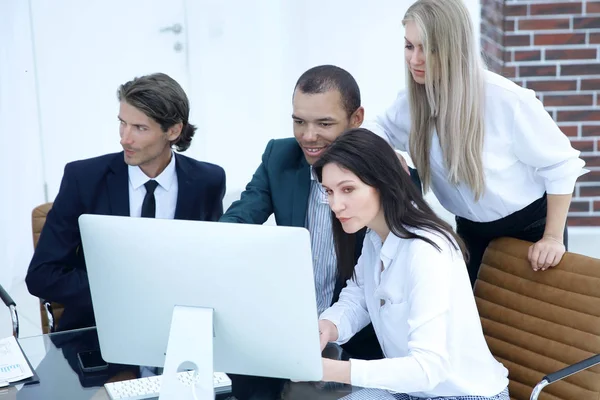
[160,23,183,34]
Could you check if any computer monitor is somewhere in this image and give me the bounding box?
[79,214,323,382]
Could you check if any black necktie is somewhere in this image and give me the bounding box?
[141,180,159,218]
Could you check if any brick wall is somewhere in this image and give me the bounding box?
[481,0,600,227]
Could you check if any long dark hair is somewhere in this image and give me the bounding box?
[313,128,467,280]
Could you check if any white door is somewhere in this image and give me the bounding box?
[29,0,189,199]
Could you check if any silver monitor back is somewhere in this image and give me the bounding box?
[79,214,322,381]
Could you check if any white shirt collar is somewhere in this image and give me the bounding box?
[368,229,401,270]
[309,165,315,181]
[128,152,177,191]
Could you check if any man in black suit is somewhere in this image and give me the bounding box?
[26,73,226,332]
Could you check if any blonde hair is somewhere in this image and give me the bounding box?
[403,0,486,199]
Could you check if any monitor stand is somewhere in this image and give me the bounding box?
[159,305,214,400]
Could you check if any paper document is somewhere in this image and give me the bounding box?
[0,336,33,384]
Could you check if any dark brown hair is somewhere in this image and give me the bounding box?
[313,128,468,280]
[117,73,196,151]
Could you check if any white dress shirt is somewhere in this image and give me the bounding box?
[367,70,586,222]
[128,153,178,219]
[320,228,508,397]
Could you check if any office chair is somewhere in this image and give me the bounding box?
[475,237,600,400]
[31,202,64,333]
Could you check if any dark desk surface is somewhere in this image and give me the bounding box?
[2,327,396,400]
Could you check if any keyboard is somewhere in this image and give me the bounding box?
[104,371,232,399]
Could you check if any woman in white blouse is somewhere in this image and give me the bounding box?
[312,128,509,399]
[368,0,586,286]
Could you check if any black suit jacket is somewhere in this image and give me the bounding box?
[26,152,226,331]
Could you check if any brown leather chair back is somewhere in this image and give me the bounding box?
[32,203,53,248]
[475,237,600,400]
[32,202,65,333]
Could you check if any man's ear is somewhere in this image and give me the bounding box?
[350,107,365,128]
[167,122,183,141]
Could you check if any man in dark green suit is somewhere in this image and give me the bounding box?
[221,65,420,399]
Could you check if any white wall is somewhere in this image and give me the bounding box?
[185,0,291,196]
[0,0,46,291]
[27,0,190,201]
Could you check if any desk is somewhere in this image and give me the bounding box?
[4,327,397,400]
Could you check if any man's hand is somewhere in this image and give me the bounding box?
[528,236,565,271]
[396,152,410,175]
[318,319,338,351]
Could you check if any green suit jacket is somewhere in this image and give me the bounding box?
[221,138,312,228]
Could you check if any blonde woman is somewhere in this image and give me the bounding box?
[370,0,586,286]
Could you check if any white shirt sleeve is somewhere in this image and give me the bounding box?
[511,89,586,194]
[319,254,371,344]
[350,240,452,393]
[363,91,411,152]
